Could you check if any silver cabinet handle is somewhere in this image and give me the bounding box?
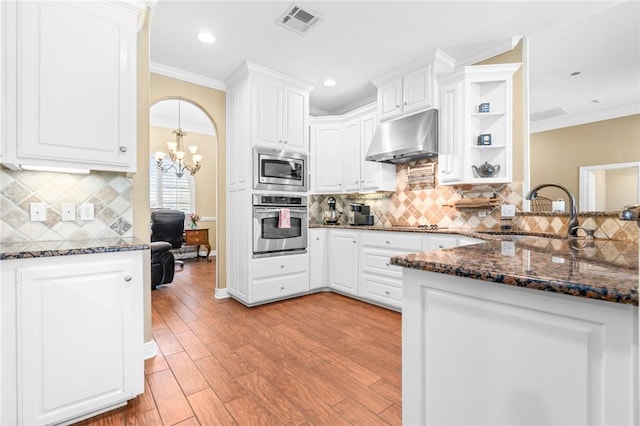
[385,290,390,295]
[124,276,132,282]
[119,146,127,152]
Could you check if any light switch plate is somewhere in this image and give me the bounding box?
[61,203,76,221]
[30,202,47,222]
[80,203,94,221]
[501,204,516,217]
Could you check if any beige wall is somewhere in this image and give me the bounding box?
[150,125,218,250]
[478,40,525,182]
[132,9,152,344]
[530,114,640,207]
[148,73,227,289]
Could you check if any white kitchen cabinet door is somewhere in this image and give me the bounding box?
[378,78,403,121]
[329,230,359,295]
[312,124,343,193]
[309,228,328,290]
[402,65,434,116]
[437,79,464,184]
[16,253,143,426]
[254,75,309,152]
[3,2,139,172]
[360,111,395,192]
[255,76,283,148]
[341,119,361,192]
[283,86,309,150]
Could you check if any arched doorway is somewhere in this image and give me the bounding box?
[149,98,218,288]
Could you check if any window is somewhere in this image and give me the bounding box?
[149,155,195,212]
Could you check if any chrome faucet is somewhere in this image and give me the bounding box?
[619,204,640,221]
[526,183,579,238]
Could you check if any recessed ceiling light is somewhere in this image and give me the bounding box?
[197,32,216,44]
[570,71,581,76]
[323,79,336,87]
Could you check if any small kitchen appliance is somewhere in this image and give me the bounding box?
[322,196,341,224]
[349,203,374,226]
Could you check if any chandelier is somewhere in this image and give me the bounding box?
[154,100,203,178]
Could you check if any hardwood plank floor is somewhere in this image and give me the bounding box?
[75,258,401,425]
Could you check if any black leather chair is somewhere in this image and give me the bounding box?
[150,210,185,289]
[151,241,175,289]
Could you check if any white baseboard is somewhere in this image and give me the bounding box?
[143,339,158,360]
[214,287,229,299]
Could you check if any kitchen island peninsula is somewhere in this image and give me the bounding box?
[393,235,638,425]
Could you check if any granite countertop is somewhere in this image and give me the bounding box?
[391,235,639,306]
[0,238,149,260]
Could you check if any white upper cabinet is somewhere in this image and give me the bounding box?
[311,122,343,193]
[373,49,455,122]
[254,73,310,152]
[1,1,142,172]
[311,104,395,194]
[438,63,520,185]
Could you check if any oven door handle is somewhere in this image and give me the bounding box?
[253,207,307,214]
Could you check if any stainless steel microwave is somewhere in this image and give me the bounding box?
[253,147,307,192]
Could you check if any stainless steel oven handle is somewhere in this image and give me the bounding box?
[253,207,307,213]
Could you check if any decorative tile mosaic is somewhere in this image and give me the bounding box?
[309,158,638,242]
[0,167,133,243]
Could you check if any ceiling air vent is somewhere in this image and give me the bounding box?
[277,3,321,35]
[530,106,569,122]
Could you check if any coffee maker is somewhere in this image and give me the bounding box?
[349,203,374,226]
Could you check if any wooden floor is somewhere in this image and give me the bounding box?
[76,258,402,425]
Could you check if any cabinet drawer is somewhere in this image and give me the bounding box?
[360,274,402,308]
[252,273,309,302]
[252,253,308,279]
[361,231,422,251]
[422,234,459,251]
[361,248,404,278]
[185,230,209,245]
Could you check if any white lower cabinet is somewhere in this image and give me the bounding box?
[308,228,328,290]
[251,253,309,303]
[328,230,359,295]
[359,231,423,309]
[403,268,638,425]
[1,251,144,426]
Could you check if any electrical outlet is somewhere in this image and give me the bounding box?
[30,202,47,222]
[80,203,94,221]
[501,204,516,217]
[61,203,76,221]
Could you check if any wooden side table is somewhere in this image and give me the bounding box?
[184,228,212,262]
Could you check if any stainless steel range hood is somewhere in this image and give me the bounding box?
[366,109,438,164]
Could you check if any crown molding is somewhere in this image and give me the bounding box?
[530,102,640,133]
[455,35,523,68]
[150,62,226,91]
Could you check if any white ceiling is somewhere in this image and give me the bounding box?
[149,1,640,131]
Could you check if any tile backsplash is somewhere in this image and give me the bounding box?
[309,159,638,242]
[0,168,133,243]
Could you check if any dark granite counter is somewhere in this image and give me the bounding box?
[0,238,149,260]
[391,236,639,305]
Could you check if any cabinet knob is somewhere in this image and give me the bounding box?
[281,286,285,290]
[396,104,400,109]
[316,237,320,241]
[283,141,288,144]
[124,276,132,282]
[404,101,408,106]
[119,146,127,153]
[385,290,390,295]
[385,263,390,267]
[438,245,444,249]
[280,265,285,268]
[385,240,390,244]
[352,240,356,244]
